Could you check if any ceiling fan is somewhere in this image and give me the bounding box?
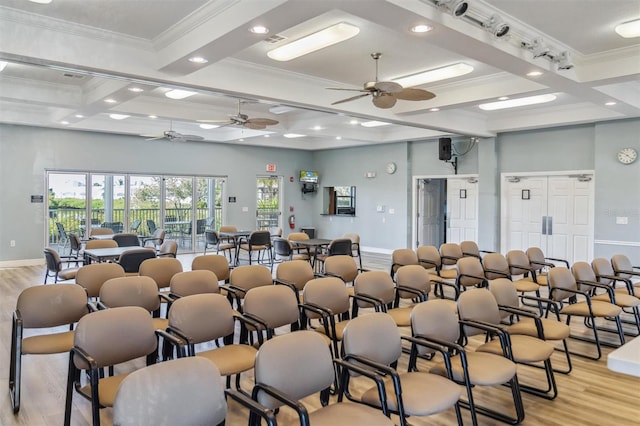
[199,100,279,130]
[143,121,205,142]
[327,53,436,109]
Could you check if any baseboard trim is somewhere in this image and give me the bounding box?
[0,258,44,268]
[595,240,640,248]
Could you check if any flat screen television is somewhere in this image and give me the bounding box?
[299,170,319,183]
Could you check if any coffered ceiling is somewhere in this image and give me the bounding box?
[0,0,638,150]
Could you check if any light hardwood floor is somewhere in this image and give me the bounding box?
[1,253,639,425]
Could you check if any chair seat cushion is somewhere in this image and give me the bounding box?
[507,318,570,340]
[387,307,413,327]
[22,330,75,354]
[593,292,640,307]
[361,372,461,415]
[198,345,257,375]
[294,402,394,426]
[431,352,516,386]
[78,373,129,407]
[315,320,349,341]
[476,334,554,362]
[513,279,541,293]
[240,244,267,251]
[438,269,457,280]
[560,301,622,317]
[59,268,80,280]
[152,317,169,331]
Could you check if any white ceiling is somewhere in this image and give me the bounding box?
[0,0,638,150]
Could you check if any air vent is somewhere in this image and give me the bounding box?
[264,34,286,44]
[63,73,84,79]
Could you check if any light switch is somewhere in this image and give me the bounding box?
[616,216,628,225]
[242,206,249,212]
[388,208,395,214]
[376,205,385,212]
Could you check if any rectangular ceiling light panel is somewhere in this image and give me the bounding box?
[479,94,556,111]
[267,22,360,61]
[393,63,474,87]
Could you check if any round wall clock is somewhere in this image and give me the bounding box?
[617,147,637,165]
[386,162,397,174]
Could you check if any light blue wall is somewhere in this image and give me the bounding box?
[1,119,639,263]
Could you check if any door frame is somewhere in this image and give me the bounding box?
[411,173,479,249]
[499,169,595,259]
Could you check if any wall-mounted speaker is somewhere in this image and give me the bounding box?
[439,137,452,161]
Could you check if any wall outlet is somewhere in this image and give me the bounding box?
[10,240,15,247]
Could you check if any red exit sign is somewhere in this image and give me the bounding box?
[266,164,276,172]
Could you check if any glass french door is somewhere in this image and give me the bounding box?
[256,176,282,231]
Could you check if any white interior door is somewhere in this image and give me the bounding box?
[446,178,479,244]
[502,174,594,263]
[417,179,445,247]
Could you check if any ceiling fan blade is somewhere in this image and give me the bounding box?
[326,87,369,92]
[244,122,267,130]
[394,87,436,101]
[374,81,403,93]
[181,134,205,141]
[372,93,397,109]
[198,119,232,124]
[144,136,164,141]
[247,118,279,126]
[331,93,371,105]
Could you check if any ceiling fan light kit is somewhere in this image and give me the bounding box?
[199,100,279,130]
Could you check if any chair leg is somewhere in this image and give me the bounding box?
[63,354,76,426]
[9,317,22,413]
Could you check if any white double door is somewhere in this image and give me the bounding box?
[501,174,594,264]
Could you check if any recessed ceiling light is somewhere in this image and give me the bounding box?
[104,98,117,104]
[74,114,84,118]
[109,114,130,120]
[498,96,509,101]
[239,138,245,142]
[165,89,197,100]
[188,56,208,64]
[410,24,432,33]
[429,108,440,112]
[264,134,270,138]
[283,133,306,138]
[393,63,474,87]
[28,0,52,3]
[199,124,219,129]
[527,71,543,77]
[269,105,295,114]
[0,61,7,72]
[250,25,269,34]
[148,115,158,119]
[60,121,69,125]
[336,136,342,140]
[349,119,359,125]
[128,87,144,93]
[312,125,322,130]
[615,19,640,38]
[267,22,360,61]
[361,120,391,127]
[479,94,557,111]
[605,101,617,106]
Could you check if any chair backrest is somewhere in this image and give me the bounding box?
[460,241,480,258]
[69,233,83,255]
[117,248,157,273]
[191,255,230,282]
[273,237,293,258]
[17,284,88,328]
[243,285,300,330]
[56,222,68,239]
[204,230,219,245]
[395,264,431,299]
[411,300,460,357]
[75,263,126,298]
[151,228,166,244]
[85,239,118,249]
[416,245,442,269]
[571,261,598,292]
[90,227,114,236]
[72,306,157,370]
[113,357,227,426]
[483,253,510,280]
[354,270,395,307]
[456,257,486,288]
[269,227,283,238]
[287,232,309,242]
[489,278,520,320]
[196,219,207,234]
[591,257,615,283]
[167,294,235,343]
[146,219,157,234]
[343,232,360,246]
[43,247,63,272]
[324,255,359,283]
[130,219,141,232]
[229,264,273,294]
[611,254,634,279]
[506,250,531,276]
[327,238,352,256]
[139,257,184,290]
[526,247,546,269]
[113,233,140,247]
[219,225,238,233]
[249,230,271,246]
[392,248,419,267]
[547,267,577,302]
[457,288,502,337]
[440,243,463,265]
[99,276,161,312]
[302,277,351,319]
[276,260,315,291]
[158,240,178,257]
[254,331,334,408]
[170,270,220,297]
[342,312,402,365]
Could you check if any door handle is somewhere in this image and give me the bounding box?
[541,216,547,235]
[547,216,553,236]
